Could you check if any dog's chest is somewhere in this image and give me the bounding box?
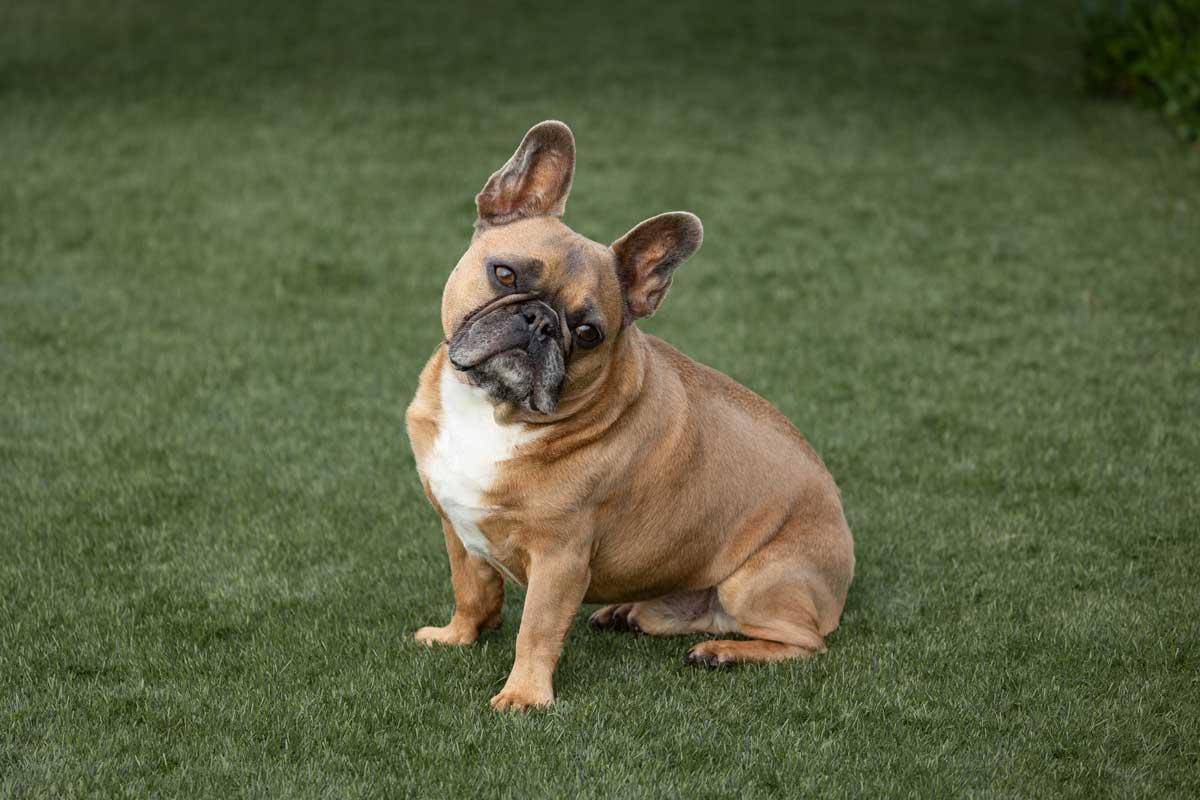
[423,364,538,577]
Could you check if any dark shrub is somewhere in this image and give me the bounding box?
[1084,0,1200,142]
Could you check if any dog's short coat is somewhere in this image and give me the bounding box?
[406,121,854,710]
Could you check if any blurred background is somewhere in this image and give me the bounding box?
[2,1,1197,796]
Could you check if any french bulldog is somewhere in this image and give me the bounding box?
[406,121,854,710]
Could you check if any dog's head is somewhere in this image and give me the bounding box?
[441,121,703,415]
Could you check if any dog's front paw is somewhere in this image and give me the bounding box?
[414,623,477,647]
[489,681,554,711]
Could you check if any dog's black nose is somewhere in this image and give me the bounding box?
[521,304,558,340]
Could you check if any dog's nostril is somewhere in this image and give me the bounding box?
[519,305,559,340]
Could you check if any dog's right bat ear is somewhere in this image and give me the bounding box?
[475,121,575,227]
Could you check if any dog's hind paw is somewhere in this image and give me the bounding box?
[587,604,640,633]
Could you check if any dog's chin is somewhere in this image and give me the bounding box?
[459,350,562,415]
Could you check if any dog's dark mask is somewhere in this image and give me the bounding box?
[447,292,567,414]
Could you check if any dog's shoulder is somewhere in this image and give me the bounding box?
[405,344,449,463]
[640,332,824,460]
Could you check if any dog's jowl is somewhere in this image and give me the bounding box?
[406,121,855,711]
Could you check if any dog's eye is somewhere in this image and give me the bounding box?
[574,324,602,348]
[493,265,516,287]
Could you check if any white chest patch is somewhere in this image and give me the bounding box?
[423,363,539,583]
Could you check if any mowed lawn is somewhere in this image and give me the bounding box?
[2,1,1198,797]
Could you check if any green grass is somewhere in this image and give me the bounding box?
[2,1,1199,796]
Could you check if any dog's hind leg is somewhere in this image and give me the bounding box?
[587,589,737,636]
[684,511,853,668]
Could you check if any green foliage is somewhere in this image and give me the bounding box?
[1084,0,1200,141]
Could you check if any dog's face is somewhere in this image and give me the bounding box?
[442,121,703,415]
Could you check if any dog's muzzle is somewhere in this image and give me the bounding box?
[447,294,567,413]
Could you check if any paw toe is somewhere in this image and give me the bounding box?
[684,645,735,670]
[588,604,638,633]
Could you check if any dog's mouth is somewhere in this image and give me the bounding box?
[447,294,567,414]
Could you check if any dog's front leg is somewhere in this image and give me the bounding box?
[490,546,589,711]
[415,516,505,646]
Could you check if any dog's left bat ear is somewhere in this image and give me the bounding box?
[613,212,703,320]
[476,121,576,226]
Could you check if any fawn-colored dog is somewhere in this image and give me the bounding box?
[406,121,854,710]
